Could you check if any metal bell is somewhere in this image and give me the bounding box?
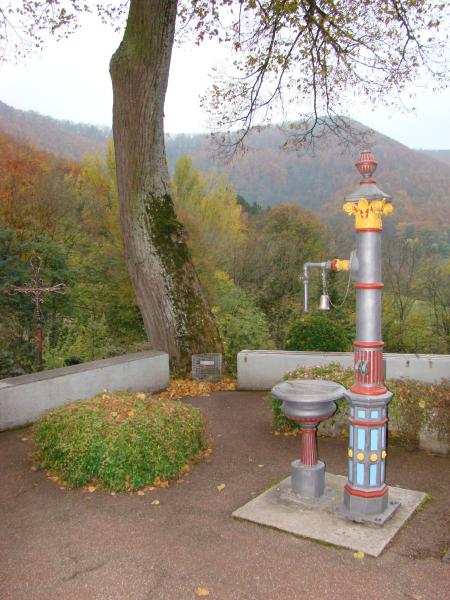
[318,294,331,310]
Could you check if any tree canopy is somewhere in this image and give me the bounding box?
[3,2,448,142]
[2,0,448,369]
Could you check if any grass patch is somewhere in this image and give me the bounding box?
[32,390,207,492]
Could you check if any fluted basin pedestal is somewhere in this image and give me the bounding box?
[271,380,345,499]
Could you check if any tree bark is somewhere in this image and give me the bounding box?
[110,0,222,369]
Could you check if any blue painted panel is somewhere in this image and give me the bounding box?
[356,463,365,485]
[357,409,365,419]
[348,460,353,482]
[357,428,365,449]
[370,464,377,485]
[349,426,353,446]
[370,410,379,419]
[370,429,378,450]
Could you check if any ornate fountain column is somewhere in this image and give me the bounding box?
[337,151,399,523]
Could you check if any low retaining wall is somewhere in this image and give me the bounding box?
[237,350,450,390]
[0,351,169,431]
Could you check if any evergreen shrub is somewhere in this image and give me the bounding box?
[285,315,351,352]
[33,392,207,491]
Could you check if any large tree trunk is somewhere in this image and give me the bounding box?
[110,0,221,369]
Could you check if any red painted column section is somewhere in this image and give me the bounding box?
[300,428,318,466]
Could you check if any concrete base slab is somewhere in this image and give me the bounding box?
[280,485,338,509]
[232,473,427,557]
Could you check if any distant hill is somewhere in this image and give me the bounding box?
[0,100,110,161]
[421,149,450,165]
[165,128,450,233]
[1,100,449,232]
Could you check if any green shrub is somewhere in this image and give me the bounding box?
[32,392,207,491]
[212,271,274,373]
[285,315,351,352]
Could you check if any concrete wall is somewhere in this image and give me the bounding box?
[237,350,450,390]
[0,351,169,431]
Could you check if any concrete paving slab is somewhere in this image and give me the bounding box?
[233,473,427,557]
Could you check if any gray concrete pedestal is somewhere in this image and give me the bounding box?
[291,459,325,497]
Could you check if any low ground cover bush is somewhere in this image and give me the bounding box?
[33,390,207,492]
[271,364,449,448]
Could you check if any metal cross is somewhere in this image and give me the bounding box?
[12,256,67,371]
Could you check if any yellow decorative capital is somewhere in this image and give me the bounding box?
[356,452,365,461]
[381,450,387,459]
[342,197,393,230]
[348,448,353,458]
[370,453,378,462]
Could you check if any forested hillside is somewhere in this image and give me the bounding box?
[0,101,110,161]
[165,128,450,234]
[422,149,450,165]
[0,130,146,375]
[1,111,449,376]
[1,101,449,237]
[0,133,450,378]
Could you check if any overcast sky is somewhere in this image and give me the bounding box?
[0,16,449,149]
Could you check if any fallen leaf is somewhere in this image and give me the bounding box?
[136,393,146,400]
[353,550,365,560]
[274,431,280,436]
[30,465,38,472]
[110,492,116,496]
[217,483,225,492]
[151,499,160,505]
[136,490,145,496]
[87,485,96,493]
[21,437,28,441]
[195,588,210,597]
[258,464,265,468]
[127,410,136,417]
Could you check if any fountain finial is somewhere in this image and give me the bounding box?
[355,150,377,181]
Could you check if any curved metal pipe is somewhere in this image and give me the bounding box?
[302,262,331,312]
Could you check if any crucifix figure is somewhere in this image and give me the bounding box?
[12,256,67,371]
